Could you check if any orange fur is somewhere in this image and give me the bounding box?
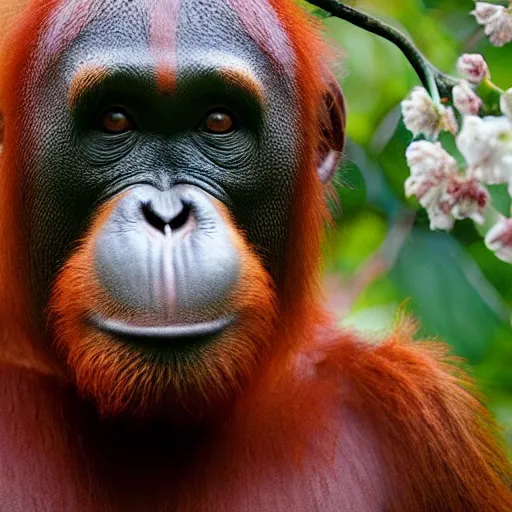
[0,1,509,511]
[256,0,334,343]
[314,323,512,510]
[0,1,30,39]
[218,68,266,107]
[68,65,108,107]
[0,0,65,374]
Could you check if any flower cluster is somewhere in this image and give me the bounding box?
[400,2,512,263]
[405,141,488,230]
[472,2,512,47]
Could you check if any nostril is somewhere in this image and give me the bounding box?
[169,202,191,231]
[142,202,168,234]
[141,200,192,235]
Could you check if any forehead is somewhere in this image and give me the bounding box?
[42,0,296,85]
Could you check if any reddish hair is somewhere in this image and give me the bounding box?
[0,0,65,373]
[322,323,512,510]
[0,3,510,511]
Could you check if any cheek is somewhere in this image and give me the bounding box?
[48,198,121,346]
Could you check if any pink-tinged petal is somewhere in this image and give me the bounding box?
[401,87,440,139]
[471,3,503,24]
[485,216,512,263]
[406,141,458,178]
[453,81,483,116]
[445,175,489,224]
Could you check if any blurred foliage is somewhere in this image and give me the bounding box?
[320,0,512,444]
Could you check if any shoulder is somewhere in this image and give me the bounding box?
[304,322,512,511]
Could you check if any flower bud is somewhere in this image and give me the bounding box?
[453,81,483,115]
[456,54,490,84]
[471,3,512,47]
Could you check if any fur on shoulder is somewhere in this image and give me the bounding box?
[309,320,512,512]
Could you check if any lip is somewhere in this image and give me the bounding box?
[90,314,235,341]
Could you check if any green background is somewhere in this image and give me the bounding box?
[316,0,512,448]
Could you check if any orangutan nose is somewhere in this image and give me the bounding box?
[141,197,192,235]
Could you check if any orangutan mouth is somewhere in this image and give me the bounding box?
[90,314,235,343]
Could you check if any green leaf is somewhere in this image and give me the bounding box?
[488,184,512,217]
[391,229,512,362]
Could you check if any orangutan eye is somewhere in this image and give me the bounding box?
[202,111,235,134]
[99,109,135,134]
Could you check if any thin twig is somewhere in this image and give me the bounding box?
[306,0,459,102]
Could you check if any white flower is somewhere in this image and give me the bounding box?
[401,87,458,140]
[485,216,512,263]
[471,2,512,47]
[456,115,512,186]
[405,141,487,230]
[453,81,483,115]
[406,141,458,180]
[405,142,457,228]
[456,54,490,84]
[500,88,512,121]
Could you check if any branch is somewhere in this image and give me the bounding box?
[306,0,459,103]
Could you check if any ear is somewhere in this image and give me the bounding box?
[317,75,346,184]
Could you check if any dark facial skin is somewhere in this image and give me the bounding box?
[21,0,301,339]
